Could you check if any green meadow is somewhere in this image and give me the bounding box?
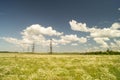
[0,53,120,80]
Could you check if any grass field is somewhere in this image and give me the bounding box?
[0,53,120,80]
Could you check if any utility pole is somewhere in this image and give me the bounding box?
[50,39,52,54]
[32,42,35,53]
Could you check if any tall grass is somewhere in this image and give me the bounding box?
[0,53,120,80]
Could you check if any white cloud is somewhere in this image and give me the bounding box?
[21,24,63,37]
[69,20,88,32]
[90,28,120,38]
[51,34,87,46]
[69,20,120,38]
[2,37,30,48]
[2,24,87,50]
[71,43,78,46]
[110,42,117,48]
[21,24,64,46]
[61,34,79,42]
[69,20,120,48]
[60,34,87,44]
[78,37,87,43]
[93,38,109,48]
[2,24,64,48]
[2,37,20,45]
[114,39,120,47]
[3,20,120,51]
[118,8,120,11]
[109,42,120,51]
[110,23,120,30]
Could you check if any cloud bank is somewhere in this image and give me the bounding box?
[2,20,120,51]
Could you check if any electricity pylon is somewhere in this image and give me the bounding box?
[32,42,35,53]
[50,39,52,54]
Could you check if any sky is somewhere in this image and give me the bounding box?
[0,0,120,52]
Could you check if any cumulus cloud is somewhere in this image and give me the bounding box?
[90,28,120,38]
[2,37,31,48]
[69,20,120,48]
[93,38,109,48]
[78,37,87,43]
[2,37,20,45]
[61,35,79,42]
[69,20,88,32]
[2,24,64,48]
[52,34,87,45]
[110,23,120,30]
[4,19,120,51]
[69,20,120,38]
[59,34,87,45]
[2,24,87,50]
[21,24,63,37]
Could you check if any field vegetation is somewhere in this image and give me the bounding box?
[0,53,120,80]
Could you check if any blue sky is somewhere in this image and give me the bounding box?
[0,0,120,52]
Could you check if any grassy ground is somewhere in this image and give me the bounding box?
[0,53,120,80]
